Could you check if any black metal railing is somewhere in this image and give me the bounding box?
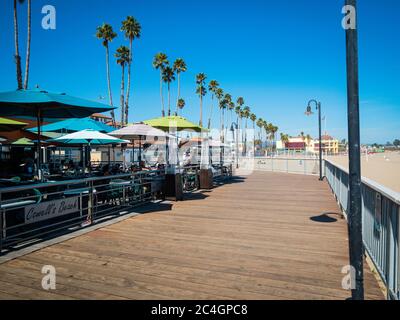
[0,169,165,254]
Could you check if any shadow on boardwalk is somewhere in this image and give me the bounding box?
[0,172,384,300]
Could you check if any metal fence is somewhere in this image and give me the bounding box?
[246,157,321,176]
[0,169,165,253]
[180,164,233,193]
[325,160,399,300]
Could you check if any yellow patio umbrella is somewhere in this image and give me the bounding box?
[0,117,27,131]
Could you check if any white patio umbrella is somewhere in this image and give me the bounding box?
[52,129,129,169]
[110,123,174,164]
[53,129,129,145]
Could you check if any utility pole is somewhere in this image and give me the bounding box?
[318,102,323,181]
[345,0,364,300]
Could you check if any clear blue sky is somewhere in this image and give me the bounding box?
[0,0,399,143]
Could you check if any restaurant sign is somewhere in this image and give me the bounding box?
[25,197,79,224]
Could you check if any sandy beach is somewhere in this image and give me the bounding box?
[327,151,400,193]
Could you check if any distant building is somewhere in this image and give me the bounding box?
[276,134,339,155]
[276,137,306,151]
[91,113,112,124]
[308,135,339,155]
[90,113,121,128]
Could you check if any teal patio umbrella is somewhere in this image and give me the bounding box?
[28,117,114,134]
[0,88,116,178]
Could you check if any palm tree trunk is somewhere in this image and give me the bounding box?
[23,0,31,89]
[105,45,116,126]
[222,109,225,144]
[208,95,213,130]
[176,72,180,115]
[125,38,133,125]
[160,70,165,117]
[253,122,256,153]
[168,82,171,116]
[120,65,125,126]
[199,95,203,127]
[220,108,223,143]
[14,0,23,90]
[244,119,248,155]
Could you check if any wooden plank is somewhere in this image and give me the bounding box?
[0,172,384,300]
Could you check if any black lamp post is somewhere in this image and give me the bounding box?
[230,122,239,169]
[305,100,323,181]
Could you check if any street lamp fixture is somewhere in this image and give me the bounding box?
[305,99,323,181]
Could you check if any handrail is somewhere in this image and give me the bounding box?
[324,160,399,300]
[324,159,400,205]
[0,169,166,254]
[0,170,163,194]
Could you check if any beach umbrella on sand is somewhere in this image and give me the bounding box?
[51,129,128,169]
[110,122,174,164]
[0,88,116,178]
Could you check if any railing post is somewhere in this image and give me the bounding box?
[88,180,94,224]
[79,193,83,218]
[0,192,5,254]
[0,211,3,255]
[397,206,400,299]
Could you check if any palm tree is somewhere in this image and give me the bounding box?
[228,101,235,137]
[207,80,219,130]
[305,134,312,146]
[250,113,257,130]
[270,125,279,152]
[243,106,250,129]
[281,133,289,149]
[237,97,244,108]
[177,98,185,116]
[162,66,176,116]
[153,53,169,117]
[173,59,187,114]
[121,16,141,124]
[13,0,23,89]
[281,133,289,150]
[96,23,117,125]
[250,113,257,153]
[219,98,228,143]
[263,121,270,147]
[196,73,207,127]
[223,94,232,140]
[115,46,130,126]
[242,106,250,154]
[22,0,31,89]
[256,118,264,142]
[235,106,242,130]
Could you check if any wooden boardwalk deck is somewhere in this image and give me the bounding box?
[0,172,383,300]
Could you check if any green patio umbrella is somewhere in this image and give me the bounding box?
[0,117,27,131]
[143,116,206,169]
[11,137,34,146]
[0,88,116,179]
[143,116,205,133]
